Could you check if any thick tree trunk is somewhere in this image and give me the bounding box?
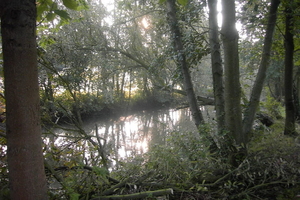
[283,1,296,136]
[242,0,280,139]
[208,0,225,132]
[221,0,244,145]
[1,0,48,199]
[166,0,204,128]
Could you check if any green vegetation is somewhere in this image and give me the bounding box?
[2,114,299,199]
[1,0,300,199]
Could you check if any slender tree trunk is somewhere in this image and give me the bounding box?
[1,0,48,199]
[208,0,225,132]
[166,0,204,129]
[275,79,283,101]
[121,71,126,102]
[221,0,244,145]
[283,1,296,136]
[294,68,300,120]
[242,0,280,139]
[293,82,300,120]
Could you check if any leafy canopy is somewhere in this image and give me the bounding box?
[37,0,88,22]
[159,0,189,6]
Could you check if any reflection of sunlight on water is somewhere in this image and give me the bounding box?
[91,114,152,162]
[45,107,214,167]
[116,116,150,158]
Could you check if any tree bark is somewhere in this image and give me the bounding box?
[242,0,280,139]
[1,0,48,199]
[294,69,300,120]
[208,0,225,132]
[166,0,204,129]
[221,0,244,145]
[283,0,296,136]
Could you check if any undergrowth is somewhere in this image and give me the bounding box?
[1,119,300,199]
[113,123,300,200]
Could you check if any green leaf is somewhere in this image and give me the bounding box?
[54,10,71,20]
[62,0,79,10]
[69,192,80,200]
[37,3,48,21]
[295,59,300,66]
[92,166,109,177]
[39,36,56,48]
[45,0,54,5]
[177,0,188,6]
[52,2,58,10]
[159,0,166,4]
[46,12,56,21]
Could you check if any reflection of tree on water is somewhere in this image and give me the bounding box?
[41,107,215,196]
[46,107,213,171]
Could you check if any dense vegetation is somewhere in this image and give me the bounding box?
[1,0,300,199]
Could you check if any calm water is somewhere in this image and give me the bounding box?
[45,106,214,169]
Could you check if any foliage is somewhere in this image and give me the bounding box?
[142,127,300,199]
[2,0,300,199]
[261,90,285,119]
[37,0,88,22]
[159,0,188,6]
[1,111,300,199]
[145,131,212,185]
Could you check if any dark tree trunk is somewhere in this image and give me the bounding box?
[1,0,48,199]
[221,0,244,145]
[293,82,300,121]
[274,77,283,102]
[166,0,204,129]
[283,1,297,136]
[242,0,280,140]
[208,0,225,132]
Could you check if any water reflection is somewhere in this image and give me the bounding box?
[46,107,214,169]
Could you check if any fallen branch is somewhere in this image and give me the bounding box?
[91,188,173,200]
[154,84,215,105]
[100,177,132,196]
[100,170,154,196]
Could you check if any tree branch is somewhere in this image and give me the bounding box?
[91,188,173,200]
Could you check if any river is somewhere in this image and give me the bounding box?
[44,106,215,169]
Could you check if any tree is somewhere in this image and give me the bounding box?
[242,0,280,139]
[283,0,296,135]
[166,0,204,129]
[221,0,244,146]
[1,0,48,199]
[207,0,225,132]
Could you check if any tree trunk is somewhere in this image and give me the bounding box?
[283,1,296,136]
[293,82,300,121]
[242,0,280,139]
[294,68,300,120]
[208,0,225,132]
[221,0,244,145]
[166,0,204,129]
[1,0,48,199]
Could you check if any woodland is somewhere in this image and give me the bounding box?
[1,0,300,199]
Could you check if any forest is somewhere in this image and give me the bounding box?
[1,0,300,199]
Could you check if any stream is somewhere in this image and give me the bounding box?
[45,106,215,169]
